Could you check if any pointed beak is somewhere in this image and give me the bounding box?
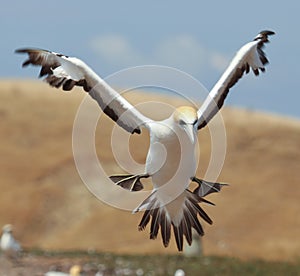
[184,124,196,144]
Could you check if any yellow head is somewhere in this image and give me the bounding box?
[2,224,13,233]
[173,106,198,125]
[173,106,198,143]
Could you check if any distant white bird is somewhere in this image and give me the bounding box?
[183,229,202,257]
[45,265,81,276]
[16,30,274,251]
[0,224,22,254]
[174,269,185,276]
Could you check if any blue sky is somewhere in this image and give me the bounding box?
[1,1,299,118]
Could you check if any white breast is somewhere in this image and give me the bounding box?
[146,120,197,190]
[0,233,21,251]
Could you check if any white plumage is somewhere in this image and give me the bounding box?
[0,224,22,253]
[16,30,274,251]
[183,229,202,257]
[174,269,185,276]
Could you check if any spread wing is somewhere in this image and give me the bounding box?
[197,30,275,130]
[15,48,152,134]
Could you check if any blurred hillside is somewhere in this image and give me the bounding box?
[0,80,299,261]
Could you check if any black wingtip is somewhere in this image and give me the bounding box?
[15,49,24,54]
[15,48,34,54]
[260,30,275,36]
[254,30,275,42]
[21,60,30,67]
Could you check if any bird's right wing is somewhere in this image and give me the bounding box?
[197,30,275,130]
[16,48,153,134]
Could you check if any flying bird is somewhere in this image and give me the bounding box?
[16,30,275,251]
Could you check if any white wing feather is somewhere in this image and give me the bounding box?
[197,30,275,129]
[16,48,152,134]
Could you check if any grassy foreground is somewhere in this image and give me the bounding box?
[28,249,300,276]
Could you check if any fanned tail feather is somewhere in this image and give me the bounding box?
[182,214,192,246]
[150,208,160,240]
[173,223,184,251]
[160,211,171,247]
[136,189,213,251]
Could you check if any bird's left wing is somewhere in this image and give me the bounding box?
[197,30,275,130]
[15,48,152,134]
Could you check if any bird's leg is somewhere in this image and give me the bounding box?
[191,177,229,197]
[109,173,150,192]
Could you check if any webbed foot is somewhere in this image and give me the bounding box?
[109,174,149,192]
[191,177,228,197]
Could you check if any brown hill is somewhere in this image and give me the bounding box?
[0,80,299,261]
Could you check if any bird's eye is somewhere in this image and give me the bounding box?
[179,119,186,126]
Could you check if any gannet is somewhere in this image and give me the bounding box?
[16,30,274,251]
[0,224,22,254]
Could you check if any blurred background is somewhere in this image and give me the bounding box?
[0,0,299,274]
[2,0,300,117]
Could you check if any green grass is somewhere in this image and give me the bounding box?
[26,249,300,276]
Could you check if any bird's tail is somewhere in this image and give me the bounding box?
[134,189,213,251]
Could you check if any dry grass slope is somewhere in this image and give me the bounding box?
[0,80,299,261]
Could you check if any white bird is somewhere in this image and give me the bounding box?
[0,224,22,254]
[183,229,202,257]
[45,265,81,276]
[16,30,274,251]
[174,269,185,276]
